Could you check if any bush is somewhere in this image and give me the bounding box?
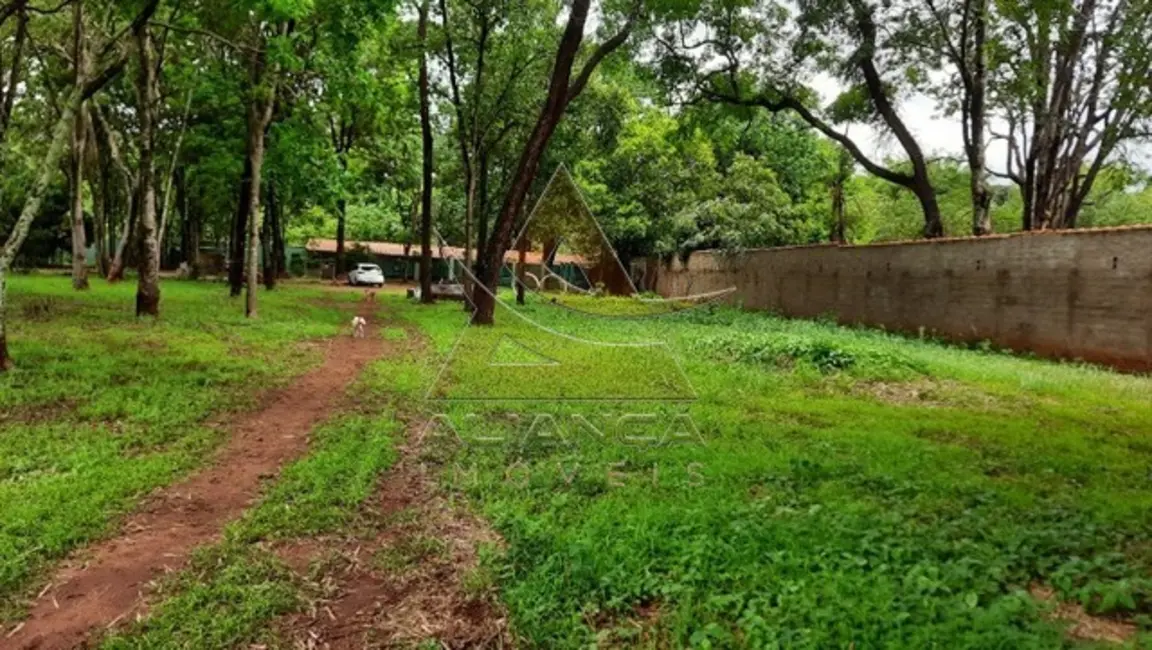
[691,330,926,377]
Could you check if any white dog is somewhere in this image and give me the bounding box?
[351,316,367,339]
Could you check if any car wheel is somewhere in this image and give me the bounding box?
[376,283,384,288]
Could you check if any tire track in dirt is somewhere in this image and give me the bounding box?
[272,326,511,649]
[7,303,390,650]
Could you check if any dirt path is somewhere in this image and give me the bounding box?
[272,330,510,649]
[8,305,387,650]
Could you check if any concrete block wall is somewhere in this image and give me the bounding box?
[647,226,1152,371]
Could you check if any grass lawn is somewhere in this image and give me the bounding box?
[5,276,1152,648]
[0,274,357,621]
[396,291,1152,649]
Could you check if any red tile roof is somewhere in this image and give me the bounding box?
[305,239,586,265]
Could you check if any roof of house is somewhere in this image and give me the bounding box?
[305,239,587,266]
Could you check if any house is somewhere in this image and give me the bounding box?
[304,238,591,288]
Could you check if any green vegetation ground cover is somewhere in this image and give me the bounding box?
[394,292,1152,648]
[9,283,1152,649]
[0,274,356,620]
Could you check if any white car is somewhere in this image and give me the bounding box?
[348,263,385,287]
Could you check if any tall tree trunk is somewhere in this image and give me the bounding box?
[92,104,134,282]
[70,0,89,290]
[274,190,286,278]
[244,109,272,317]
[0,0,27,147]
[229,157,253,295]
[829,148,849,243]
[93,144,112,278]
[176,166,198,277]
[336,195,347,275]
[515,236,527,305]
[472,0,633,324]
[157,89,194,254]
[967,0,992,236]
[418,0,435,304]
[470,148,490,311]
[0,97,79,370]
[263,182,277,290]
[134,22,160,317]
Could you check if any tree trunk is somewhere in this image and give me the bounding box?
[92,104,134,282]
[157,89,193,254]
[2,91,87,371]
[274,190,286,278]
[0,1,27,147]
[336,196,347,275]
[134,22,161,317]
[418,0,435,304]
[263,182,277,290]
[70,0,89,291]
[967,0,992,236]
[244,111,271,317]
[472,0,621,324]
[515,236,527,305]
[107,181,136,282]
[914,183,944,239]
[93,149,111,278]
[69,113,89,289]
[229,156,253,295]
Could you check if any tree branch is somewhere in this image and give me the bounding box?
[566,13,637,103]
[147,21,256,52]
[703,84,916,188]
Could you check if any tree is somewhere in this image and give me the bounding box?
[471,0,638,325]
[660,0,946,238]
[990,0,1152,230]
[1,0,162,370]
[133,16,162,316]
[900,0,993,235]
[418,0,435,304]
[70,0,91,290]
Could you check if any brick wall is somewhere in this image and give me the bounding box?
[645,226,1152,371]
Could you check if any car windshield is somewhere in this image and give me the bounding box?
[358,265,381,272]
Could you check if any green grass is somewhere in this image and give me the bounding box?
[0,274,355,620]
[9,281,1152,648]
[394,292,1152,648]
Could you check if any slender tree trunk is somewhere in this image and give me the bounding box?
[94,148,111,278]
[244,111,272,317]
[134,22,161,317]
[157,89,193,254]
[107,182,136,282]
[229,157,253,295]
[0,97,79,370]
[92,104,134,282]
[0,1,28,147]
[336,196,347,275]
[515,236,527,305]
[274,192,286,278]
[70,0,89,290]
[418,0,435,304]
[967,0,992,236]
[70,114,89,289]
[263,182,277,290]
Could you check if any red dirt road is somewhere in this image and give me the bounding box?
[7,309,384,650]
